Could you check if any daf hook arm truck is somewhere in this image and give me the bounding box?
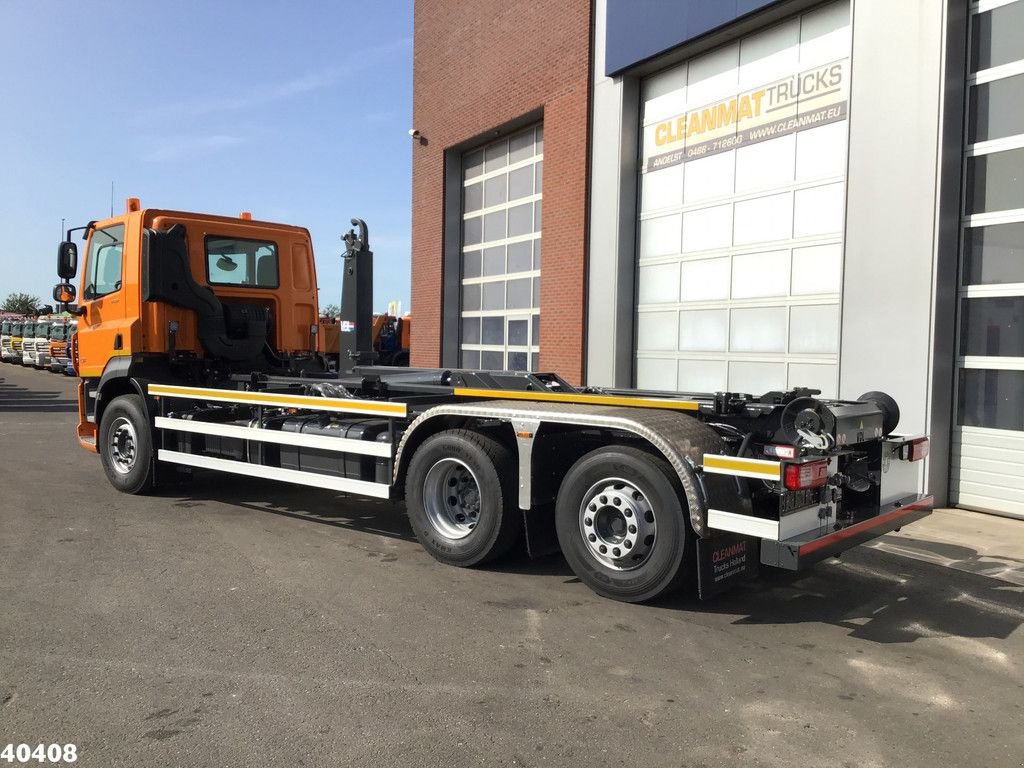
[52,199,933,602]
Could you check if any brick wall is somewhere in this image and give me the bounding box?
[411,0,592,383]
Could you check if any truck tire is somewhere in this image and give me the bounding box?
[555,445,692,603]
[98,394,155,495]
[405,429,521,567]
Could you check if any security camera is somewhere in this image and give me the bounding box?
[408,128,421,139]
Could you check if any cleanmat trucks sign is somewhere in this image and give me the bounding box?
[644,58,849,172]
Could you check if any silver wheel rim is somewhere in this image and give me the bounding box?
[579,478,657,571]
[109,417,138,475]
[422,458,482,540]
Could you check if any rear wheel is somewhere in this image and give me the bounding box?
[99,394,155,494]
[405,429,521,566]
[555,445,692,602]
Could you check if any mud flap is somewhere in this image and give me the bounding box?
[697,532,760,599]
[522,504,560,558]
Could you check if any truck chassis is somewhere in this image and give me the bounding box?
[84,366,932,602]
[54,206,932,602]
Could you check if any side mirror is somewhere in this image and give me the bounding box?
[57,241,78,279]
[53,283,76,304]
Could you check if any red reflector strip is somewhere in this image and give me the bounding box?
[799,497,933,556]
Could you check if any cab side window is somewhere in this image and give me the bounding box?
[206,236,279,288]
[84,224,126,300]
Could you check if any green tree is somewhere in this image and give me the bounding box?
[2,292,40,314]
[320,303,340,318]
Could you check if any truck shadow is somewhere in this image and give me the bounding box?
[157,471,1023,646]
[0,375,78,413]
[659,548,1024,645]
[159,473,418,542]
[161,471,575,577]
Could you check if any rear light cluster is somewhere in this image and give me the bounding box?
[783,460,829,491]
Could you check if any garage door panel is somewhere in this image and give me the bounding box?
[954,488,1024,517]
[736,134,796,193]
[680,257,730,302]
[955,481,1024,506]
[679,205,732,253]
[952,441,1024,462]
[957,467,1024,492]
[642,163,684,212]
[794,182,845,238]
[952,425,1024,518]
[730,361,787,393]
[636,356,678,391]
[955,454,1024,479]
[739,17,800,88]
[686,44,739,106]
[734,193,793,245]
[636,1,849,399]
[683,151,736,204]
[791,244,842,295]
[799,0,851,65]
[951,0,1024,517]
[677,359,728,392]
[953,426,1024,451]
[796,122,847,181]
[638,262,681,304]
[732,250,790,298]
[640,213,682,258]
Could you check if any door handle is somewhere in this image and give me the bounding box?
[113,334,123,350]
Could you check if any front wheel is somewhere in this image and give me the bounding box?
[99,394,156,494]
[555,445,692,602]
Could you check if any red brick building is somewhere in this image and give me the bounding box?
[410,0,592,383]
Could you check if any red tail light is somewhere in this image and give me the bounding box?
[902,437,929,462]
[784,460,829,491]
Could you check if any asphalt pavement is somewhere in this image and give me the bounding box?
[1,362,1022,768]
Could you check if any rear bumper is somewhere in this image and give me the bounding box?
[760,494,933,570]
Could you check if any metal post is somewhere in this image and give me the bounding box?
[339,218,375,374]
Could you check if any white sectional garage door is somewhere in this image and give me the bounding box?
[635,1,850,398]
[951,0,1024,519]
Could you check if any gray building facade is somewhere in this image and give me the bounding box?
[587,0,1023,519]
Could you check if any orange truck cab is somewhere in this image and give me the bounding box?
[54,199,322,451]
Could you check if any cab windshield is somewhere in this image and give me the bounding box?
[50,325,66,341]
[36,324,49,337]
[12,323,22,335]
[1,322,9,334]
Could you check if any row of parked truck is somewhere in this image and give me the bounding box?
[0,316,77,374]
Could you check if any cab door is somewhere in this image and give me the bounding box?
[77,223,130,379]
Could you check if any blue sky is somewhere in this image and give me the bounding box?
[0,0,413,313]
